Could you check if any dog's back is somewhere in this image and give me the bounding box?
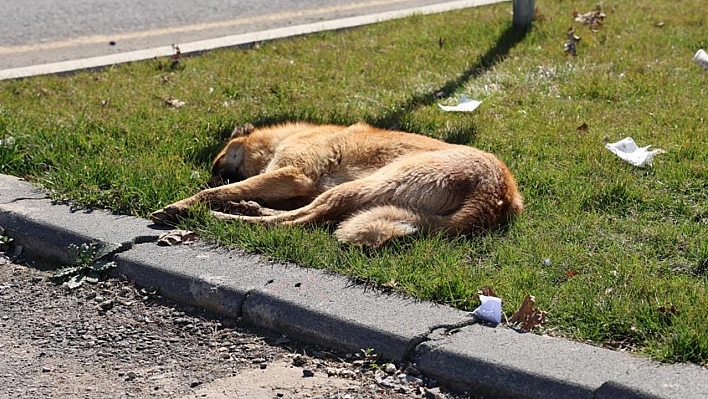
[245,122,523,245]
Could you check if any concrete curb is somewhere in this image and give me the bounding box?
[0,0,509,80]
[1,173,707,398]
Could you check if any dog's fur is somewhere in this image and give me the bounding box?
[150,122,523,246]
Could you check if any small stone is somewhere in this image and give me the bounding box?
[259,363,267,370]
[41,367,51,373]
[252,357,266,363]
[406,375,424,386]
[220,352,231,360]
[340,369,356,379]
[190,380,201,388]
[424,387,444,399]
[384,363,397,374]
[98,299,114,310]
[302,369,315,378]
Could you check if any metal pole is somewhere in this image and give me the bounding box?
[513,0,535,30]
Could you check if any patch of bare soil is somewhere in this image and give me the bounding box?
[0,257,459,399]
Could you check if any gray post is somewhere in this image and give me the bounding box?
[513,0,535,30]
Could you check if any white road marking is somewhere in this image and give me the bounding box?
[0,0,416,55]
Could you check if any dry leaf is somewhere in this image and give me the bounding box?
[509,295,547,331]
[573,5,606,29]
[566,270,579,278]
[658,305,678,316]
[171,44,181,62]
[164,96,185,108]
[481,285,497,297]
[157,230,196,246]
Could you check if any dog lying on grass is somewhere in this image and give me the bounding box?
[150,122,523,247]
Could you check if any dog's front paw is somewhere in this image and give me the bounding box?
[149,205,187,225]
[225,200,263,216]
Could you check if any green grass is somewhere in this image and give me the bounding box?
[1,0,707,364]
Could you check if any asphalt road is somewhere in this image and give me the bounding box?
[0,0,473,70]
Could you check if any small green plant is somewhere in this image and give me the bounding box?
[0,227,13,252]
[52,242,120,289]
[354,347,383,370]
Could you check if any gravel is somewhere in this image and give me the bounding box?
[0,253,468,399]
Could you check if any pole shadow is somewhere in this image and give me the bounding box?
[366,24,529,133]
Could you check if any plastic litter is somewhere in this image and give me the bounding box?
[605,137,664,167]
[694,49,708,70]
[564,26,581,56]
[473,295,502,324]
[438,95,482,112]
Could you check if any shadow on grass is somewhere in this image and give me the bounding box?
[367,23,529,138]
[195,24,529,164]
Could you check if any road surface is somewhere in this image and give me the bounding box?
[0,0,505,73]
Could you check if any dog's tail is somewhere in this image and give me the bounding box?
[334,205,438,247]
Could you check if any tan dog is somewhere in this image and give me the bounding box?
[150,122,523,246]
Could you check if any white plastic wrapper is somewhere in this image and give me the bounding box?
[473,295,502,324]
[605,137,664,167]
[694,49,708,70]
[438,95,482,112]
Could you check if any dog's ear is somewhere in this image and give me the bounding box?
[231,123,254,139]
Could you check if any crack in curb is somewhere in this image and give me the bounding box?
[6,196,48,203]
[401,317,479,364]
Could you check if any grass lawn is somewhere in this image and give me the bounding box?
[1,0,707,364]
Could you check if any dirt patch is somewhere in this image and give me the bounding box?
[0,257,460,398]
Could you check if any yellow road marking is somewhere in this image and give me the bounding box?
[0,0,415,55]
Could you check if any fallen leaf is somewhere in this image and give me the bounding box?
[171,44,181,60]
[164,96,185,108]
[658,305,678,316]
[573,5,606,30]
[157,230,196,246]
[566,270,579,278]
[509,295,547,331]
[481,285,497,297]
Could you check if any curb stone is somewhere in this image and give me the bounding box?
[414,324,650,398]
[0,175,166,265]
[115,243,473,361]
[1,174,707,398]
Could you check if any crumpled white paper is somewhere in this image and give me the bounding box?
[438,95,482,112]
[473,295,502,324]
[605,137,664,167]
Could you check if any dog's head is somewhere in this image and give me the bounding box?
[206,123,254,187]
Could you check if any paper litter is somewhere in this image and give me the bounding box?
[605,137,664,167]
[438,95,482,112]
[473,295,502,324]
[694,49,708,70]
